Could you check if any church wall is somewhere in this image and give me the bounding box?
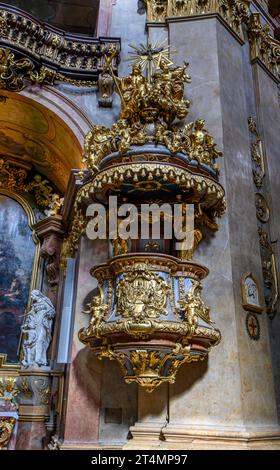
[132,15,279,442]
[253,65,280,422]
[167,17,243,428]
[216,21,277,427]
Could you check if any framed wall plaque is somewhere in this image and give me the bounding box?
[241,272,263,313]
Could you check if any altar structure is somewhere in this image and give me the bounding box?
[0,0,280,450]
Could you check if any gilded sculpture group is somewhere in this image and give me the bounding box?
[84,59,222,172]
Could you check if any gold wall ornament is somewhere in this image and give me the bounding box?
[60,207,87,272]
[0,377,19,403]
[248,116,278,318]
[0,157,27,190]
[258,226,279,317]
[0,158,61,210]
[248,117,266,189]
[79,254,221,392]
[16,377,32,399]
[112,237,129,256]
[255,193,270,223]
[0,47,34,91]
[0,5,120,86]
[0,417,16,449]
[0,47,99,91]
[145,0,168,22]
[144,0,250,39]
[248,13,280,81]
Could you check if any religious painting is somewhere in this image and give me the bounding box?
[0,194,36,363]
[241,272,263,313]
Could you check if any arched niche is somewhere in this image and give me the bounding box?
[0,189,39,364]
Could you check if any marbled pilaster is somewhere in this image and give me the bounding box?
[127,16,280,449]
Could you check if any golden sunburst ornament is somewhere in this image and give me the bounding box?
[127,39,175,81]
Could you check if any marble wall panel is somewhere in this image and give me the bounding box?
[63,237,108,445]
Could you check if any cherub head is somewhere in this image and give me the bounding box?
[31,289,42,303]
[194,119,205,130]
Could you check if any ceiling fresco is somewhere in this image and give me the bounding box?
[0,91,83,192]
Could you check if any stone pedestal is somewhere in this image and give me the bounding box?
[15,369,51,450]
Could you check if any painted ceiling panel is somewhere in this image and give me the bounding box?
[0,91,83,192]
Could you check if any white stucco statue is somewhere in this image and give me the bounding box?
[21,290,56,367]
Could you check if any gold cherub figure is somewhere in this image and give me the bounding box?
[83,296,108,337]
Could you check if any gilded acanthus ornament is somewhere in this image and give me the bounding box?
[248,13,280,81]
[0,47,34,91]
[112,237,129,256]
[248,117,265,189]
[60,207,88,272]
[0,417,16,449]
[144,0,250,38]
[0,157,27,190]
[0,47,98,91]
[0,158,61,210]
[258,226,279,317]
[0,377,19,402]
